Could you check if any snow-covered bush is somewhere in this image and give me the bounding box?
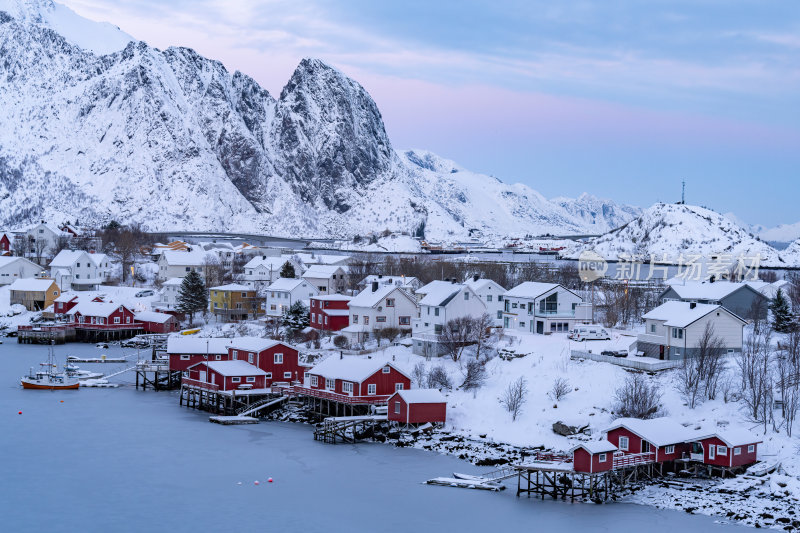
[613,373,663,419]
[548,377,570,402]
[500,376,528,422]
[426,366,452,390]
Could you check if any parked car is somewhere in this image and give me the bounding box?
[135,289,155,297]
[569,325,611,341]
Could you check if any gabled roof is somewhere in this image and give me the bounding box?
[166,336,236,355]
[642,301,746,328]
[67,301,126,318]
[267,277,314,292]
[8,278,58,292]
[134,311,174,323]
[465,277,506,293]
[50,250,89,268]
[390,388,446,404]
[29,222,67,236]
[209,283,251,292]
[309,357,410,383]
[360,274,419,287]
[349,285,414,309]
[505,281,562,299]
[189,360,267,377]
[694,427,762,447]
[88,253,109,267]
[302,265,345,278]
[312,294,352,302]
[54,293,79,303]
[162,277,184,286]
[605,417,698,447]
[570,441,618,454]
[244,256,292,270]
[0,256,40,269]
[161,249,210,266]
[228,336,289,353]
[662,280,764,302]
[418,282,465,307]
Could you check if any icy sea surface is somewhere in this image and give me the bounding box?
[0,342,746,532]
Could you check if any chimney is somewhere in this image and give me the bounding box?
[473,274,479,282]
[372,281,379,292]
[690,302,697,309]
[378,275,383,279]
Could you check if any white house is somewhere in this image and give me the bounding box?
[411,281,487,356]
[465,275,506,326]
[242,256,302,290]
[24,222,69,259]
[155,277,184,310]
[341,284,418,344]
[502,281,592,334]
[292,253,350,269]
[301,265,348,294]
[0,256,43,285]
[358,274,422,292]
[157,249,212,281]
[49,250,111,291]
[265,278,319,318]
[637,301,747,360]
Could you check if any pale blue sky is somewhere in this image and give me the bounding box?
[64,0,800,227]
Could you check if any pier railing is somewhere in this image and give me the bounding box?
[181,378,219,392]
[283,385,390,405]
[612,451,655,469]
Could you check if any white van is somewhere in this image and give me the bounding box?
[569,325,611,341]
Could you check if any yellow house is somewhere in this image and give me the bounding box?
[209,283,262,321]
[9,278,61,311]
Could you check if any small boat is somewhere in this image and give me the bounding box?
[64,364,104,381]
[21,344,80,390]
[425,477,504,491]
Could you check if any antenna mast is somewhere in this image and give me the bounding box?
[681,180,685,204]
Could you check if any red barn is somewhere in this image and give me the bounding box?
[309,295,351,332]
[67,301,137,328]
[227,337,306,387]
[166,337,236,372]
[186,360,267,391]
[387,389,447,425]
[571,441,618,473]
[688,429,761,468]
[605,418,691,463]
[134,311,179,333]
[304,358,411,400]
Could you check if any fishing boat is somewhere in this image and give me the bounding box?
[21,345,80,390]
[64,363,104,381]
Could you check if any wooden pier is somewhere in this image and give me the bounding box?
[313,415,388,444]
[515,463,613,502]
[17,326,75,344]
[209,416,259,425]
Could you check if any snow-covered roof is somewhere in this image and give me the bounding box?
[29,222,66,236]
[162,277,184,286]
[244,256,291,270]
[192,360,267,377]
[0,256,34,268]
[465,277,506,293]
[67,301,124,318]
[418,282,463,307]
[571,441,618,454]
[49,249,87,268]
[415,280,454,295]
[134,311,173,323]
[54,293,79,303]
[605,417,698,447]
[209,283,251,292]
[694,427,762,447]
[8,278,57,292]
[293,253,350,266]
[349,284,409,309]
[321,309,349,317]
[340,324,370,333]
[267,278,313,292]
[664,280,759,301]
[88,253,108,267]
[309,357,409,383]
[505,281,561,299]
[312,294,352,302]
[166,336,235,355]
[302,265,344,278]
[161,249,210,266]
[642,301,745,328]
[391,388,446,404]
[228,337,286,353]
[360,274,419,287]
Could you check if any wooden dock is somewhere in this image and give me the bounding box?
[313,415,388,444]
[67,356,128,363]
[209,416,259,425]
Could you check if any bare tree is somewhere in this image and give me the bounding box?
[460,360,487,395]
[50,234,72,257]
[500,376,528,421]
[32,237,48,265]
[676,352,703,408]
[381,326,401,345]
[613,373,663,419]
[549,377,571,403]
[438,316,479,362]
[738,328,773,425]
[696,323,727,401]
[412,362,427,388]
[472,313,495,362]
[203,254,224,289]
[426,366,452,390]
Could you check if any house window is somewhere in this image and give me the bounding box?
[399,316,410,326]
[367,384,376,395]
[497,311,503,319]
[342,382,353,394]
[274,353,283,364]
[182,371,188,377]
[464,292,469,300]
[650,324,656,333]
[512,303,518,309]
[394,401,401,414]
[311,313,316,323]
[325,378,334,390]
[232,350,237,358]
[363,316,369,325]
[598,453,607,462]
[395,383,404,391]
[246,376,255,383]
[248,353,254,363]
[241,292,247,298]
[487,295,492,302]
[126,316,131,323]
[748,444,755,453]
[265,372,272,379]
[352,315,359,323]
[386,298,395,307]
[215,355,222,361]
[376,316,386,323]
[180,355,190,360]
[434,308,439,317]
[672,327,683,339]
[283,372,292,379]
[382,366,391,374]
[310,376,318,387]
[641,440,651,453]
[232,377,241,383]
[665,445,675,454]
[114,317,120,324]
[717,446,727,456]
[619,436,629,451]
[734,447,741,456]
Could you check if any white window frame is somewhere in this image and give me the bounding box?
[310,375,318,387]
[246,376,256,383]
[734,447,741,456]
[180,355,190,360]
[274,353,283,364]
[248,353,254,363]
[265,372,272,379]
[283,371,292,379]
[367,384,376,395]
[325,378,334,390]
[598,453,607,463]
[748,444,755,453]
[665,445,675,454]
[342,382,353,394]
[232,377,241,383]
[382,366,390,374]
[709,444,716,459]
[619,436,629,451]
[717,445,727,456]
[395,383,404,391]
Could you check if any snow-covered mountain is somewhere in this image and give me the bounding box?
[759,222,800,244]
[0,0,640,240]
[781,239,800,266]
[565,203,787,267]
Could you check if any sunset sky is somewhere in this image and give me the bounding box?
[62,0,800,227]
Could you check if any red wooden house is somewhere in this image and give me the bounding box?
[53,294,80,317]
[0,232,10,254]
[688,429,761,468]
[309,295,351,332]
[227,337,307,387]
[134,311,179,333]
[604,418,691,463]
[67,301,137,328]
[166,337,236,372]
[571,441,618,473]
[303,357,411,402]
[387,389,447,425]
[186,360,267,392]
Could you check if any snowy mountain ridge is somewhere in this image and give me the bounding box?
[0,0,641,241]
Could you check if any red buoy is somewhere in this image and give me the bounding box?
[254,480,260,485]
[18,411,22,415]
[268,478,273,483]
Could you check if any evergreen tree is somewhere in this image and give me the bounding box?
[771,289,795,333]
[279,261,296,279]
[177,270,208,324]
[282,301,309,331]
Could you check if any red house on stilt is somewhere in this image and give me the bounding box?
[387,389,447,425]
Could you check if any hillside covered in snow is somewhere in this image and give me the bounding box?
[0,0,640,241]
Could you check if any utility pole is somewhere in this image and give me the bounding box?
[681,180,685,204]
